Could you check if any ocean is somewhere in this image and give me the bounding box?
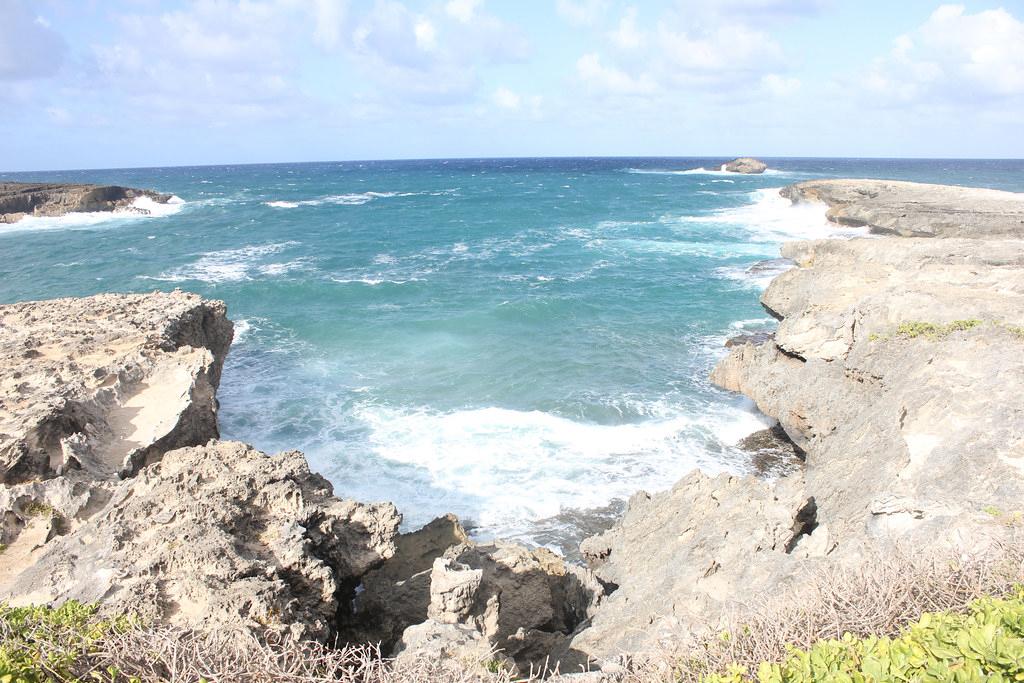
[3,157,1023,552]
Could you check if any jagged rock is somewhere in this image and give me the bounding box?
[737,423,804,477]
[0,182,172,223]
[0,291,233,484]
[724,331,774,348]
[780,179,1024,238]
[0,290,235,595]
[568,180,1024,660]
[711,232,1024,545]
[397,541,606,674]
[0,441,401,642]
[571,471,829,658]
[348,514,470,648]
[722,157,767,174]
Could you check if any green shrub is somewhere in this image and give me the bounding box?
[0,601,136,682]
[704,591,1024,682]
[896,319,983,339]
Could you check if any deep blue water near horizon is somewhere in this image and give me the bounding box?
[3,157,1023,551]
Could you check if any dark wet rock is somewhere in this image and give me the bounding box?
[738,423,805,476]
[0,182,172,223]
[725,331,775,348]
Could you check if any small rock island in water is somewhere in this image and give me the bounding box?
[722,157,768,173]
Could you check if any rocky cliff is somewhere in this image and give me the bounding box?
[780,179,1024,237]
[0,182,173,223]
[563,179,1024,662]
[1,178,1022,675]
[0,290,603,674]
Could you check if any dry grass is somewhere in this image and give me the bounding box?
[89,629,519,683]
[668,535,1024,682]
[8,534,1024,682]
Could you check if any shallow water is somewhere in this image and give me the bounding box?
[2,157,1022,551]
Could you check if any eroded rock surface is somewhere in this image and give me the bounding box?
[572,471,829,657]
[0,291,232,484]
[569,180,1024,661]
[3,441,401,641]
[0,183,172,223]
[781,179,1024,237]
[397,541,606,674]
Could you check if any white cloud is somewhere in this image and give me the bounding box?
[414,19,438,51]
[656,22,784,85]
[863,4,1024,103]
[0,1,67,80]
[491,86,543,118]
[573,6,793,100]
[445,0,482,24]
[761,73,801,96]
[345,0,527,105]
[311,0,349,50]
[556,0,609,27]
[609,7,643,50]
[493,86,521,109]
[81,0,323,125]
[576,53,657,95]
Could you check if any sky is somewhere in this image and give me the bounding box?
[1,0,1023,171]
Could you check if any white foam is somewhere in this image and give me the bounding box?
[681,188,868,243]
[233,319,252,343]
[626,166,790,178]
[353,401,771,536]
[715,260,795,290]
[0,195,185,235]
[147,241,303,284]
[330,276,421,286]
[606,237,776,259]
[262,190,443,209]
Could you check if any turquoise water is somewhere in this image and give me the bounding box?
[2,158,1023,549]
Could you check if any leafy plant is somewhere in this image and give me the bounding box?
[704,591,1024,682]
[0,601,136,683]
[896,319,983,339]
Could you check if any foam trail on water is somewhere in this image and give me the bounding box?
[263,189,454,209]
[145,241,307,284]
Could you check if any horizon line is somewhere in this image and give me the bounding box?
[4,154,1024,176]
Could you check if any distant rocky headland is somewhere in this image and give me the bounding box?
[1,177,1023,677]
[0,182,173,223]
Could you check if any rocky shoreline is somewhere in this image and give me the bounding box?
[0,182,174,223]
[1,178,1023,675]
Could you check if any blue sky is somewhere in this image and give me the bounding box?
[1,0,1023,171]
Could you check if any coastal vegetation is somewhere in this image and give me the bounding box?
[4,538,1022,682]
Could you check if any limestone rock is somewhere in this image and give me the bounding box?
[1,441,401,642]
[711,233,1024,545]
[572,471,828,658]
[397,541,606,673]
[0,290,233,484]
[780,179,1024,238]
[348,514,470,648]
[569,180,1024,660]
[722,157,767,174]
[0,182,171,223]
